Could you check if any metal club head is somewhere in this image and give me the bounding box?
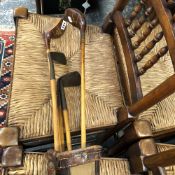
[58,71,81,110]
[59,71,81,87]
[50,52,67,65]
[64,8,86,31]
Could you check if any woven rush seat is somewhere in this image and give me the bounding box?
[114,10,175,135]
[100,158,131,175]
[7,143,175,175]
[8,154,131,175]
[8,13,123,141]
[100,143,175,175]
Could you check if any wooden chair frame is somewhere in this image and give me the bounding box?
[102,1,175,174]
[101,0,175,140]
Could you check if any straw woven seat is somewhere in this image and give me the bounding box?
[114,19,175,135]
[8,13,123,141]
[100,158,131,175]
[7,143,175,175]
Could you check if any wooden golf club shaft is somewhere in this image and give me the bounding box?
[63,109,72,151]
[47,49,63,152]
[58,103,65,151]
[81,32,86,149]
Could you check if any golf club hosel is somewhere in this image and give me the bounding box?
[65,8,86,31]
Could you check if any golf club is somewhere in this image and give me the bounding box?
[58,71,81,151]
[64,8,87,149]
[44,18,67,152]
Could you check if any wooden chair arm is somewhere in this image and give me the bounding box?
[129,74,175,116]
[144,148,175,170]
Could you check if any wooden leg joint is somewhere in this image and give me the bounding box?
[1,146,23,167]
[108,120,153,156]
[117,106,135,124]
[0,127,23,167]
[128,138,157,174]
[0,127,19,147]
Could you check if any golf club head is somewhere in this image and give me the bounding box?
[60,71,81,87]
[58,71,81,109]
[50,52,67,65]
[44,18,67,41]
[64,8,86,31]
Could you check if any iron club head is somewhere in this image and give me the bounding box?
[59,71,81,87]
[50,52,67,65]
[58,71,81,110]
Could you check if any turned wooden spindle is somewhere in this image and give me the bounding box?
[124,0,146,27]
[128,7,153,37]
[135,31,164,62]
[167,0,175,7]
[173,14,175,21]
[132,18,159,49]
[138,46,168,76]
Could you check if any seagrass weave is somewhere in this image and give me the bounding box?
[8,153,49,175]
[7,144,175,175]
[8,156,132,175]
[99,143,175,175]
[114,8,175,135]
[8,13,123,141]
[100,158,131,175]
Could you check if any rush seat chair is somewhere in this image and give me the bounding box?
[102,0,175,147]
[2,0,175,173]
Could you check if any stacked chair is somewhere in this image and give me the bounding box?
[1,0,175,174]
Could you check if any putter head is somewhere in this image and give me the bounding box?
[50,52,67,65]
[64,8,86,31]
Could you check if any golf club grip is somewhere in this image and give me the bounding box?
[81,33,86,149]
[50,79,63,152]
[63,110,72,151]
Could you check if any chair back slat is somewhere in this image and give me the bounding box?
[138,46,168,76]
[132,18,159,49]
[127,7,153,38]
[150,0,175,69]
[167,0,175,12]
[124,1,145,27]
[135,31,164,62]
